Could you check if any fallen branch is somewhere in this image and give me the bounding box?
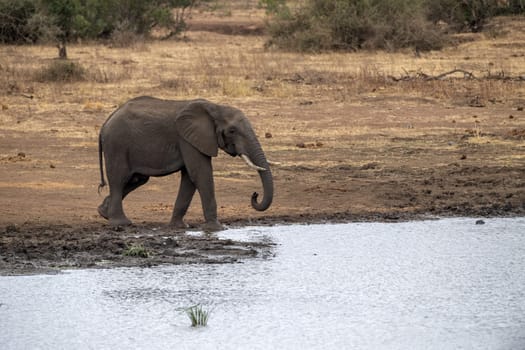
[388,69,525,82]
[425,69,477,80]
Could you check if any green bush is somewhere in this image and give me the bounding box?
[0,0,202,45]
[266,0,525,52]
[423,0,524,33]
[505,0,525,13]
[258,0,288,15]
[0,0,38,43]
[425,0,501,32]
[266,0,444,52]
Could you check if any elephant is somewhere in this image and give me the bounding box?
[97,96,273,231]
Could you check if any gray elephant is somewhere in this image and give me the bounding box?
[97,96,273,231]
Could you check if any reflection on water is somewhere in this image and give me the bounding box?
[1,218,525,349]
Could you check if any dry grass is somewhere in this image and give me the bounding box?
[1,15,524,104]
[0,10,524,173]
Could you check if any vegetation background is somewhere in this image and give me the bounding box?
[2,0,525,53]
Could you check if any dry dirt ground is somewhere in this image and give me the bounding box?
[1,5,524,274]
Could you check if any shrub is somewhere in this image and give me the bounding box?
[35,60,86,82]
[505,0,525,14]
[259,0,289,15]
[425,0,501,32]
[0,0,203,47]
[426,0,524,33]
[107,21,145,48]
[0,0,40,43]
[266,0,525,52]
[266,0,445,52]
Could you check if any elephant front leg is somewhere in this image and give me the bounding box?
[179,142,224,232]
[195,171,224,232]
[170,168,196,229]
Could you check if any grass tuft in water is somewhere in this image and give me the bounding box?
[185,305,211,327]
[122,244,149,258]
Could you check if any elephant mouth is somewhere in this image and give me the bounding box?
[225,149,237,157]
[224,143,237,157]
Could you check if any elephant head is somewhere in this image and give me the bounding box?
[175,100,273,211]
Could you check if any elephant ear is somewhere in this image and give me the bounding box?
[175,101,219,157]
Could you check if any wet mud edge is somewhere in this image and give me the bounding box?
[1,208,523,276]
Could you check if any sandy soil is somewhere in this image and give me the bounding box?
[1,6,524,275]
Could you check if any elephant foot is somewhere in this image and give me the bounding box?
[169,218,189,230]
[109,217,132,227]
[97,204,109,220]
[202,220,225,233]
[97,197,110,220]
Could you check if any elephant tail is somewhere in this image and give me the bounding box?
[98,131,106,194]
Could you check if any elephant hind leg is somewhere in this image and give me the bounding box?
[98,196,110,219]
[170,168,195,229]
[123,174,149,199]
[98,174,148,222]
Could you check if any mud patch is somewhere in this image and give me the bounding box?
[506,128,525,139]
[0,224,274,276]
[0,152,29,163]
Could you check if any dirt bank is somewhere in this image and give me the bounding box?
[1,97,523,275]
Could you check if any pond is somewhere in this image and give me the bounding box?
[1,218,524,349]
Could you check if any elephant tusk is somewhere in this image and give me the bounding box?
[241,154,266,172]
[267,160,281,166]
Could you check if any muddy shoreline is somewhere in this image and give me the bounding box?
[2,207,523,276]
[0,221,273,276]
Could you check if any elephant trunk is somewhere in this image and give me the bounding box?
[244,142,273,212]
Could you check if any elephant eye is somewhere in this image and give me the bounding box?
[227,126,237,135]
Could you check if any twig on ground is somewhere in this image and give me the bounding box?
[388,68,525,82]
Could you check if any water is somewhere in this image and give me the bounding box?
[1,218,524,350]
